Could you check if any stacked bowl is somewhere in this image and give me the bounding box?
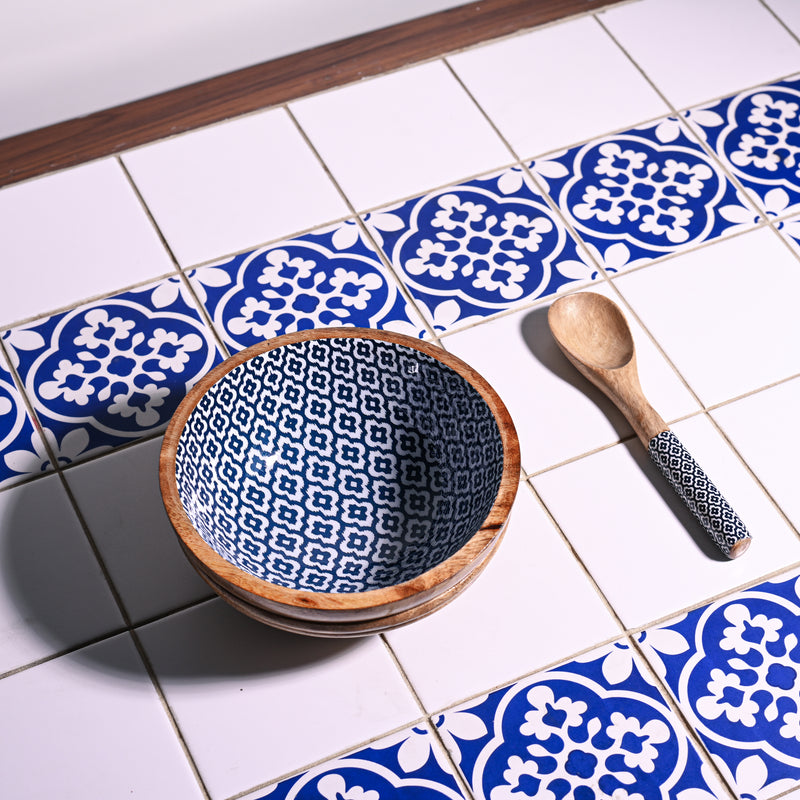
[160,328,520,636]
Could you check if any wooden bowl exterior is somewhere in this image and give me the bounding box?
[160,327,520,628]
[195,519,508,637]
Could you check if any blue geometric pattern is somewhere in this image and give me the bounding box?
[529,117,759,271]
[257,724,467,800]
[437,640,723,799]
[649,430,751,559]
[4,277,222,462]
[188,221,428,352]
[0,351,49,487]
[686,77,800,218]
[637,570,800,798]
[174,336,504,592]
[364,167,598,334]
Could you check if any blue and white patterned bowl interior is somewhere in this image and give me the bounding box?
[174,336,505,593]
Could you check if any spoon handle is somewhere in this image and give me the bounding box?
[648,430,751,559]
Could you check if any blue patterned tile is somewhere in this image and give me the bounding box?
[529,118,760,272]
[0,351,52,487]
[3,277,223,463]
[437,641,726,799]
[253,724,467,800]
[637,570,800,799]
[776,213,800,255]
[686,77,800,219]
[364,167,599,335]
[188,221,428,352]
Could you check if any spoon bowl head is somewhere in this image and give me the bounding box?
[548,292,634,371]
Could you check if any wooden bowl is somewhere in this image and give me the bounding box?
[160,328,519,636]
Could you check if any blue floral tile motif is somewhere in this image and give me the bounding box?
[188,221,428,353]
[775,213,800,254]
[0,351,51,487]
[637,570,800,799]
[3,277,222,462]
[686,77,800,218]
[364,167,598,335]
[529,117,759,272]
[437,641,724,799]
[255,724,467,800]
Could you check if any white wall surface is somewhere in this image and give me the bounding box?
[1,0,467,140]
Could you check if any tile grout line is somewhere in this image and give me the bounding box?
[627,632,739,800]
[443,48,622,291]
[591,12,674,112]
[282,103,441,342]
[519,478,630,633]
[0,624,128,682]
[0,268,188,335]
[605,230,800,548]
[116,156,234,359]
[379,634,479,800]
[426,628,630,718]
[37,472,216,793]
[0,593,219,682]
[3,19,800,797]
[223,716,430,800]
[760,0,800,49]
[127,626,215,800]
[0,336,63,480]
[623,560,800,639]
[45,469,214,789]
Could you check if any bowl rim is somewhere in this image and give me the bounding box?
[160,327,520,614]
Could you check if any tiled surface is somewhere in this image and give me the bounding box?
[638,571,800,798]
[0,158,175,326]
[384,488,620,711]
[438,640,729,799]
[289,60,513,211]
[188,220,429,348]
[0,474,124,675]
[365,166,599,334]
[64,436,213,624]
[121,109,350,268]
[137,600,421,799]
[4,2,800,799]
[599,0,800,109]
[238,723,467,800]
[0,633,204,797]
[448,15,670,160]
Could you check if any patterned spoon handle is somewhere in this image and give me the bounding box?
[648,430,751,559]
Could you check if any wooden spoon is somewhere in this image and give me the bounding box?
[548,291,751,559]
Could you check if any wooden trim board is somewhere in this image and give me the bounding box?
[0,0,617,188]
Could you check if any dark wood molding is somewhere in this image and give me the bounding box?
[0,0,617,188]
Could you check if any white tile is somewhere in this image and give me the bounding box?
[615,228,800,406]
[138,599,419,799]
[533,414,800,628]
[0,474,124,674]
[711,377,800,530]
[442,283,700,474]
[385,487,620,710]
[65,438,212,624]
[0,633,203,798]
[600,0,800,109]
[768,0,800,38]
[290,60,512,211]
[0,159,174,327]
[122,108,349,267]
[449,16,669,159]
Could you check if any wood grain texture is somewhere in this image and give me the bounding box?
[0,0,618,188]
[548,292,669,447]
[196,530,506,637]
[159,327,520,631]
